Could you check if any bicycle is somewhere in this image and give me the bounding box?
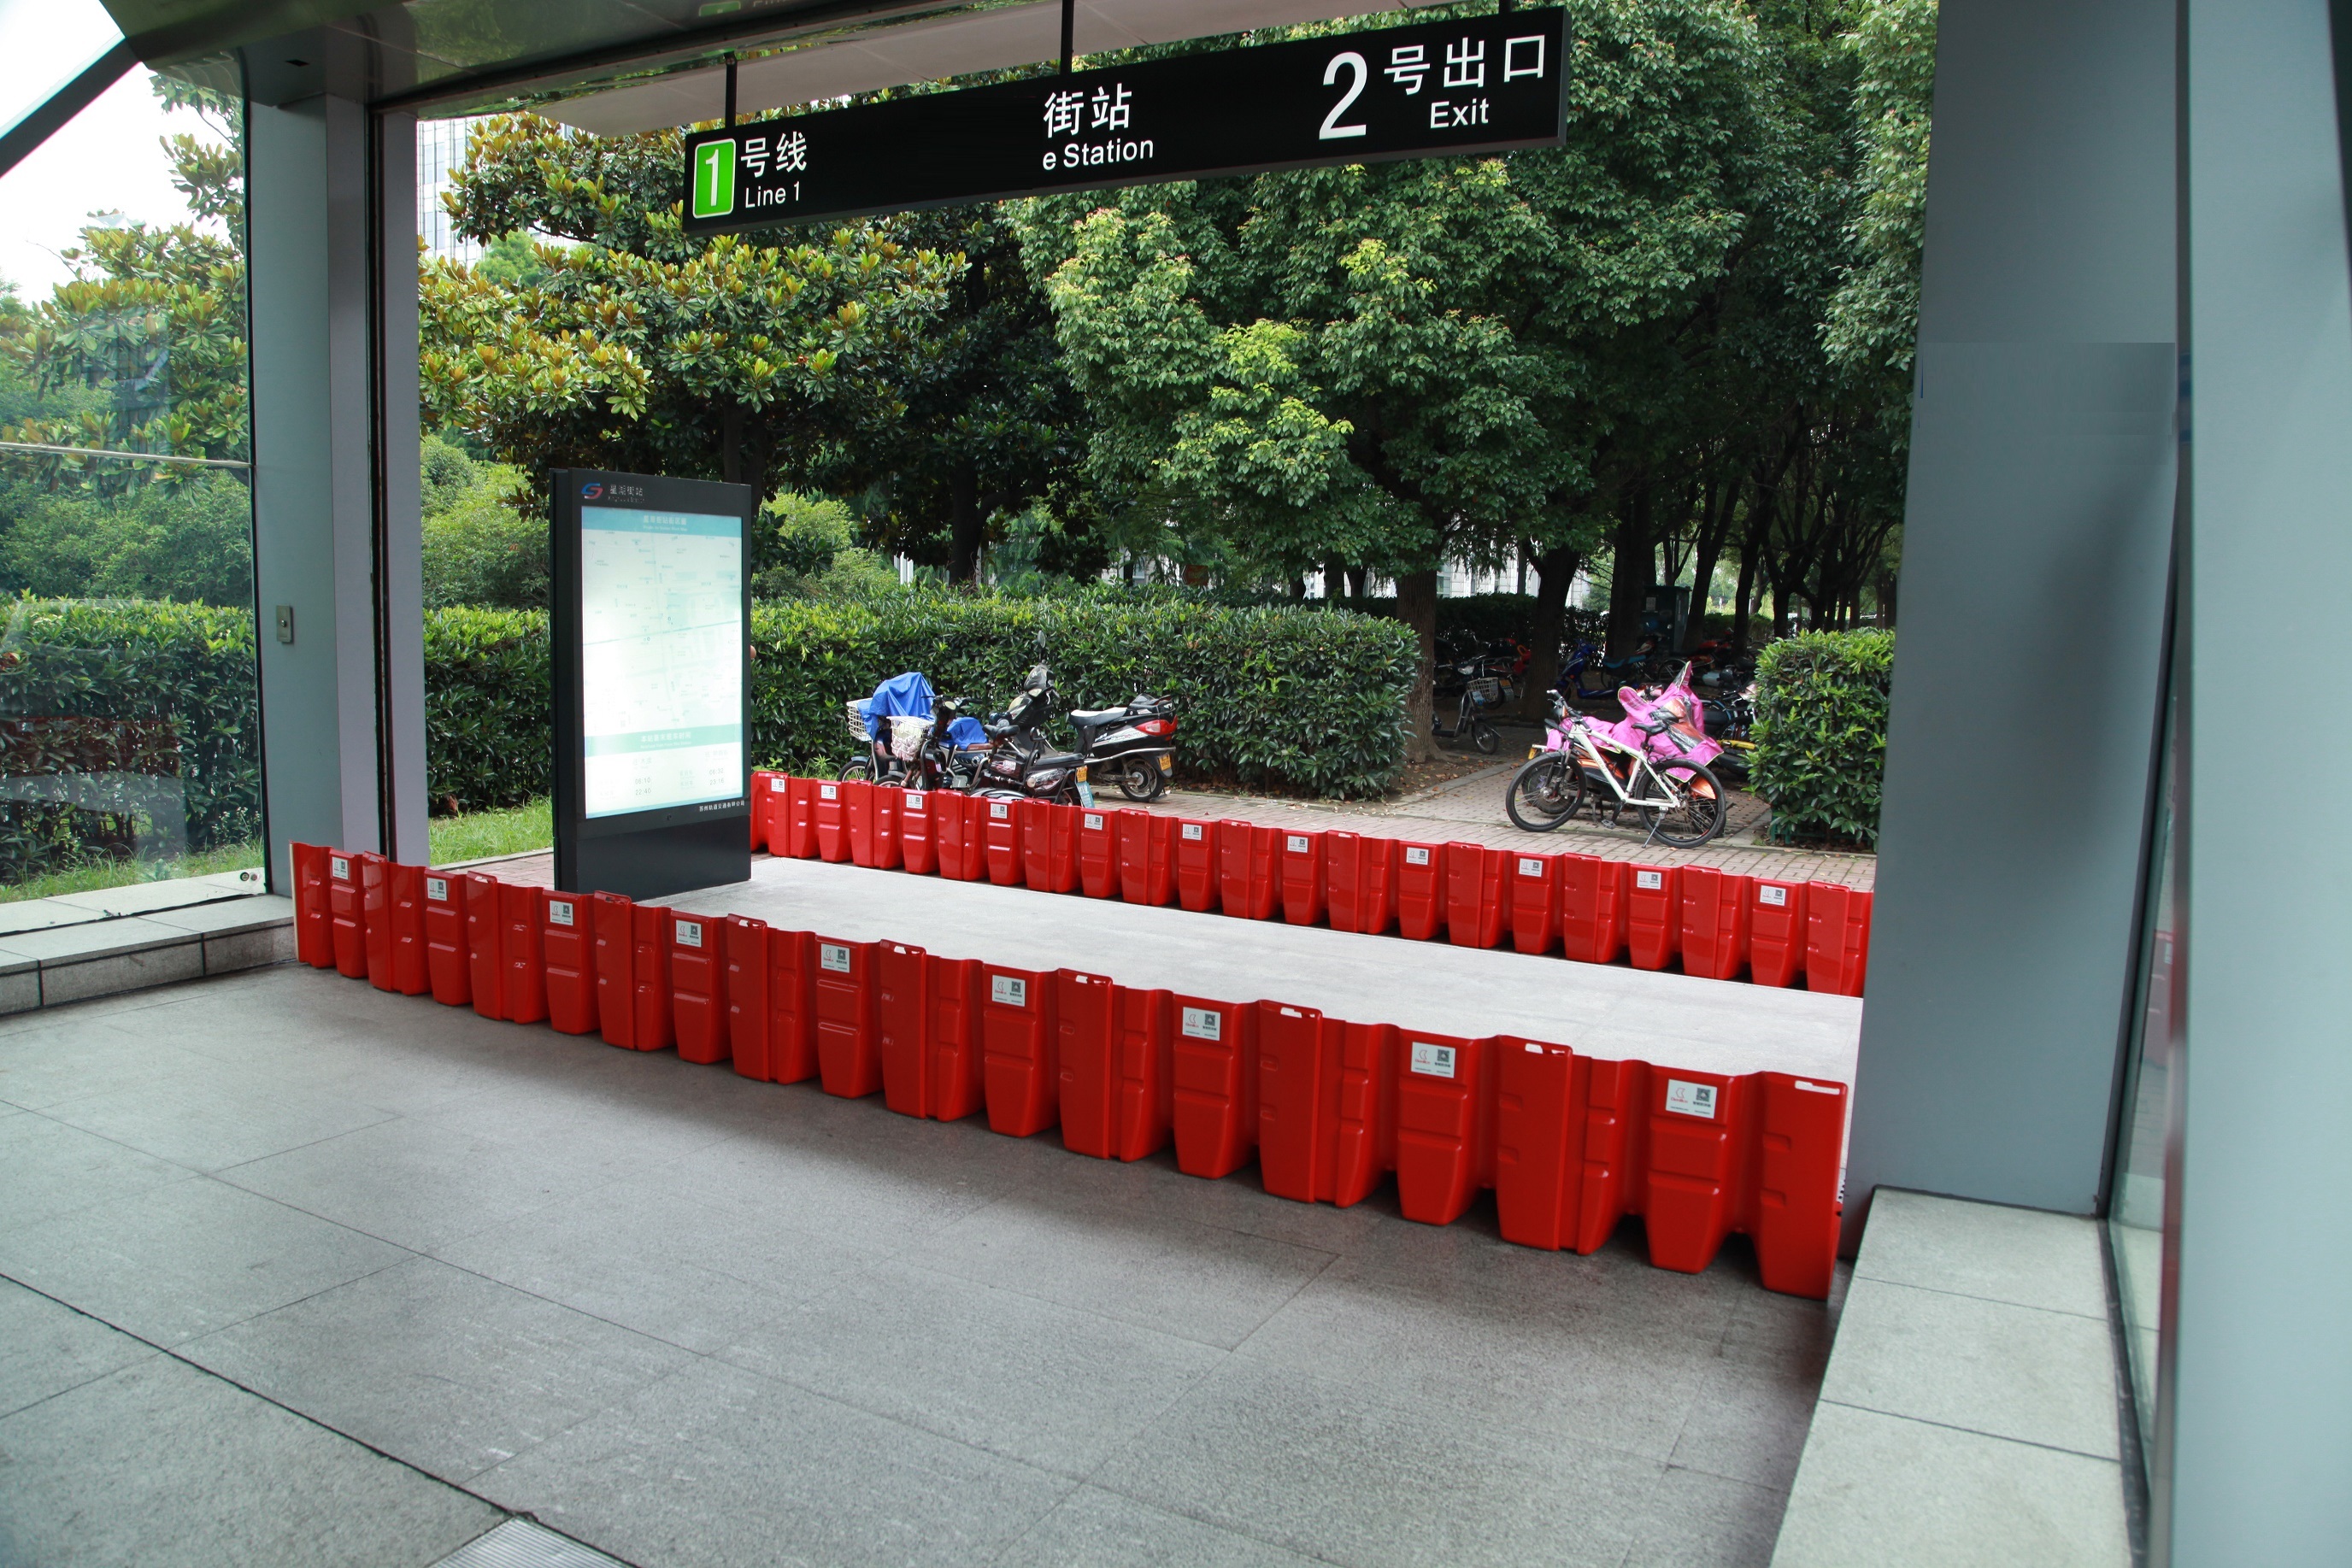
[1505,693,1727,848]
[1431,661,1502,754]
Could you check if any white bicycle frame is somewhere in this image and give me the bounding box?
[1557,717,1692,813]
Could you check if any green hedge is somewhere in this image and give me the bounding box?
[426,593,1420,810]
[0,597,261,878]
[1751,629,1895,847]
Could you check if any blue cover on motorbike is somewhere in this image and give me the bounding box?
[860,671,935,738]
[945,715,987,748]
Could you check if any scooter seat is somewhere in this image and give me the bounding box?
[1068,708,1126,725]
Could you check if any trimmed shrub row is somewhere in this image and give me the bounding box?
[1751,628,1895,848]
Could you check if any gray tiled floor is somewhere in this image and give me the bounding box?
[0,963,1838,1568]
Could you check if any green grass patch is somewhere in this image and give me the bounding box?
[430,797,551,866]
[0,838,264,905]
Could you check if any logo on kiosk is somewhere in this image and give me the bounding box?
[579,482,603,500]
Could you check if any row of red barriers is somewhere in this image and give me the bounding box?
[746,777,1872,995]
[292,842,1848,1298]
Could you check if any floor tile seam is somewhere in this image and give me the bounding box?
[973,1474,1094,1568]
[3,1102,230,1181]
[334,1244,726,1372]
[1846,1269,2112,1323]
[1073,1472,1362,1568]
[1813,1396,2125,1464]
[849,1250,1266,1356]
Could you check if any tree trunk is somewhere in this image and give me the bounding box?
[946,456,983,584]
[1520,543,1579,715]
[1605,488,1650,657]
[1732,545,1756,651]
[1323,558,1344,600]
[1683,476,1738,650]
[720,402,744,486]
[1397,567,1440,764]
[1345,564,1367,600]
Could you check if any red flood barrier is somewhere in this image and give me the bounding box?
[623,902,676,1051]
[1559,854,1629,966]
[926,954,988,1120]
[1445,843,1508,950]
[539,891,598,1035]
[1395,842,1446,941]
[813,937,881,1097]
[762,927,820,1083]
[1077,808,1119,898]
[669,913,731,1066]
[499,881,548,1025]
[591,892,638,1048]
[1510,854,1559,956]
[1626,865,1681,972]
[1753,1073,1847,1298]
[327,850,368,978]
[724,916,773,1079]
[1806,883,1872,996]
[979,963,1058,1136]
[1678,867,1752,983]
[876,941,932,1116]
[897,788,938,876]
[357,854,392,989]
[1118,810,1175,907]
[782,776,819,859]
[1492,1037,1583,1250]
[1642,1070,1747,1273]
[421,871,471,1006]
[813,780,850,863]
[1173,819,1219,913]
[749,770,776,851]
[465,873,504,1020]
[1326,831,1396,937]
[981,798,1022,886]
[292,843,334,968]
[1217,820,1279,920]
[1393,1031,1491,1226]
[1020,799,1079,894]
[1255,1003,1392,1207]
[846,780,902,871]
[935,790,977,882]
[365,858,428,996]
[1747,879,1808,989]
[1058,973,1173,1161]
[1170,995,1256,1178]
[1279,831,1326,927]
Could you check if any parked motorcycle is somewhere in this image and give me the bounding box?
[1067,692,1179,801]
[1507,663,1728,846]
[970,662,1091,803]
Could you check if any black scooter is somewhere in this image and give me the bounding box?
[1068,692,1179,801]
[971,663,1088,804]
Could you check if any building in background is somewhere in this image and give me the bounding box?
[415,117,481,266]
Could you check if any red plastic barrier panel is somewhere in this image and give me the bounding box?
[1255,1002,1345,1205]
[466,872,504,1020]
[291,843,335,968]
[1054,970,1120,1158]
[420,870,472,1006]
[1747,879,1808,989]
[384,864,430,995]
[1395,842,1446,941]
[814,936,881,1097]
[1020,799,1079,894]
[1170,995,1257,1178]
[1491,1037,1582,1249]
[1558,854,1628,966]
[1750,1073,1847,1300]
[979,963,1059,1136]
[1509,853,1560,956]
[498,880,548,1025]
[1805,883,1872,997]
[784,776,820,859]
[1626,865,1682,972]
[1324,831,1397,937]
[897,788,938,876]
[765,928,820,1083]
[1216,820,1280,920]
[981,797,1022,886]
[358,853,393,988]
[593,892,638,1048]
[1279,831,1326,927]
[628,902,675,1051]
[1642,1070,1748,1274]
[1445,843,1508,949]
[670,913,731,1066]
[1077,807,1119,897]
[1173,819,1219,913]
[813,780,850,863]
[845,779,903,871]
[843,779,879,868]
[935,790,977,883]
[1574,1057,1650,1253]
[726,916,774,1080]
[749,770,776,851]
[926,954,987,1120]
[1118,811,1175,907]
[1677,866,1752,982]
[539,890,599,1035]
[876,940,932,1116]
[1393,1031,1492,1225]
[327,850,368,978]
[1111,984,1174,1161]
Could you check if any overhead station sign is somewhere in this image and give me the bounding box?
[681,8,1570,235]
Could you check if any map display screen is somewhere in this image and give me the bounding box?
[577,505,744,819]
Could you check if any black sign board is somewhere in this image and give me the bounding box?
[682,9,1569,235]
[550,468,756,900]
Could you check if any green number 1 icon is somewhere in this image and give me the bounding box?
[692,140,736,219]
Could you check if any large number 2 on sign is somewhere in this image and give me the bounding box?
[1320,51,1368,139]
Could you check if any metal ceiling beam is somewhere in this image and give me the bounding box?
[0,38,140,181]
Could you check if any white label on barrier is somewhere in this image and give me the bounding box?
[1520,858,1544,878]
[676,919,702,948]
[1182,823,1203,841]
[769,777,787,791]
[991,974,1026,1007]
[1759,884,1787,907]
[1287,835,1309,854]
[1636,869,1663,890]
[820,943,850,972]
[331,856,350,880]
[1405,846,1431,866]
[425,876,449,902]
[991,802,1009,819]
[1409,1041,1457,1078]
[820,784,837,800]
[1085,813,1104,831]
[1181,1007,1222,1041]
[906,792,924,810]
[549,901,574,926]
[1665,1078,1718,1119]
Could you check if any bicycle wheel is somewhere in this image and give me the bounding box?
[1473,717,1500,755]
[1505,754,1582,832]
[839,758,873,783]
[1636,758,1727,848]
